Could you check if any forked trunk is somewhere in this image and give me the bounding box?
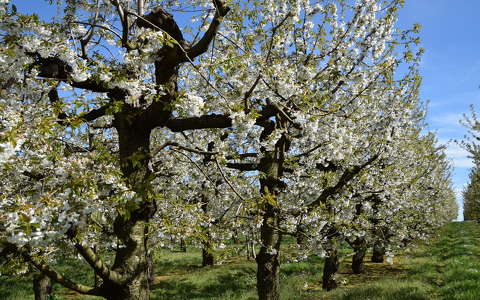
[99,220,152,300]
[105,115,156,300]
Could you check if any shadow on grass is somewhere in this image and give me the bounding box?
[337,280,434,300]
[152,265,257,300]
[0,274,33,300]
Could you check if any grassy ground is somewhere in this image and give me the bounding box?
[1,221,480,299]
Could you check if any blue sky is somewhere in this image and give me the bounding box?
[12,0,477,219]
[398,1,480,220]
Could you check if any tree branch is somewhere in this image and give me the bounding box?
[27,52,127,97]
[152,141,218,157]
[307,154,380,211]
[185,0,230,60]
[18,247,101,296]
[110,0,130,49]
[136,8,185,44]
[225,162,259,171]
[73,242,124,283]
[80,104,110,122]
[225,153,259,160]
[165,114,232,132]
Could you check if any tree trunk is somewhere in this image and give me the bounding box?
[202,238,215,266]
[322,248,339,291]
[98,220,152,300]
[371,242,385,263]
[179,239,187,252]
[199,189,214,266]
[352,245,367,274]
[256,207,281,300]
[103,116,156,300]
[296,223,307,246]
[256,152,283,300]
[33,273,52,300]
[147,251,155,286]
[231,228,240,244]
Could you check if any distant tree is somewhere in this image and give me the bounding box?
[463,166,480,221]
[460,106,480,221]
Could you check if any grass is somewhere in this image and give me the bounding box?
[1,221,480,299]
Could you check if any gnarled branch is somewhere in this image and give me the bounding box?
[18,247,101,296]
[73,242,125,284]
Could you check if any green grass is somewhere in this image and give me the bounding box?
[328,221,480,300]
[1,222,480,299]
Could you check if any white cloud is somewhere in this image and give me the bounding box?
[437,139,473,169]
[429,112,463,128]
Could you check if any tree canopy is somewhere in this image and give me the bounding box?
[0,1,457,299]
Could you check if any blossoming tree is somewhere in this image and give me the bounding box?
[0,1,457,300]
[1,0,233,299]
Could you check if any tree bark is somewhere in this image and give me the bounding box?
[199,189,214,266]
[202,239,215,266]
[147,252,155,286]
[256,152,282,300]
[256,207,281,300]
[96,112,156,300]
[352,245,367,274]
[322,248,339,291]
[33,273,52,300]
[179,239,187,253]
[371,242,385,263]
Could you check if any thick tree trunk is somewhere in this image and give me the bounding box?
[256,208,281,300]
[322,248,339,291]
[98,220,151,300]
[352,246,367,274]
[256,152,283,300]
[33,273,52,300]
[103,116,156,300]
[256,248,280,300]
[371,242,385,263]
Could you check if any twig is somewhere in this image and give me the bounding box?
[214,157,245,202]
